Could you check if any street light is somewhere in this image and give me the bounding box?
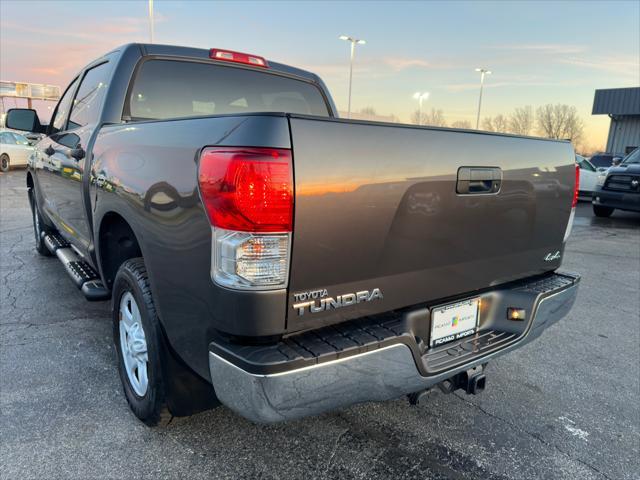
[148,0,154,43]
[339,35,366,118]
[475,67,491,129]
[413,92,430,125]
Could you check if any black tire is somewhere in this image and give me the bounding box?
[112,258,172,427]
[29,190,53,256]
[593,205,614,217]
[0,154,9,172]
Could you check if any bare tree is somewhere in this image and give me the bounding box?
[451,120,472,129]
[482,114,509,133]
[411,108,447,127]
[509,106,534,136]
[426,109,447,127]
[359,106,377,118]
[536,104,584,142]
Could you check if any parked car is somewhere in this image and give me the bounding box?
[5,43,580,426]
[24,132,46,145]
[0,130,34,171]
[592,147,640,217]
[575,155,599,197]
[589,153,623,172]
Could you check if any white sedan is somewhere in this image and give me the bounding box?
[0,130,34,172]
[575,155,599,198]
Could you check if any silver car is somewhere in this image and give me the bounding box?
[0,130,34,171]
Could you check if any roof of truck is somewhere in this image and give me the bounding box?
[105,43,322,84]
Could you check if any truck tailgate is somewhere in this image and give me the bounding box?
[287,116,575,330]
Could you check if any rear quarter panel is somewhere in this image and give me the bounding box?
[91,115,291,378]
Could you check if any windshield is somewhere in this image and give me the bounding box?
[589,155,613,168]
[13,133,30,145]
[621,148,639,165]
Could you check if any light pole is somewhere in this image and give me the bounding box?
[339,35,366,118]
[475,68,491,129]
[413,92,430,125]
[148,0,154,43]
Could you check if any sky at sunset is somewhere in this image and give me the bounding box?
[1,0,639,151]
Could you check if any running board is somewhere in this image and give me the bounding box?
[44,234,110,301]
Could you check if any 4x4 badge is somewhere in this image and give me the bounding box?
[544,251,561,262]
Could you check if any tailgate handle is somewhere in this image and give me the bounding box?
[457,167,502,194]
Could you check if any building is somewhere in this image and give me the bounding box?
[592,87,640,155]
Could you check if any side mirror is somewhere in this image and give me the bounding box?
[611,157,622,166]
[5,108,45,134]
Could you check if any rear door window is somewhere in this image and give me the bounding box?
[127,59,330,120]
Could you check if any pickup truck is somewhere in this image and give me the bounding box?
[592,147,640,217]
[6,43,580,425]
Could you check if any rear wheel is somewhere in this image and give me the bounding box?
[113,258,172,427]
[29,191,53,256]
[593,205,614,217]
[0,154,9,172]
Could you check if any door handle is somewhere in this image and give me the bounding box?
[457,167,502,194]
[44,145,55,156]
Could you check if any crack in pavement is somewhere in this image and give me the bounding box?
[320,427,350,480]
[452,393,614,480]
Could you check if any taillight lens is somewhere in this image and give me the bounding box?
[213,229,290,288]
[198,147,293,233]
[564,164,580,242]
[198,147,293,290]
[572,163,580,208]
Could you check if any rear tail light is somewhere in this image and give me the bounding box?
[209,49,269,68]
[564,164,580,242]
[198,147,293,290]
[572,163,580,208]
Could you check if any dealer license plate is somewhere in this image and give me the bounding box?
[430,298,480,347]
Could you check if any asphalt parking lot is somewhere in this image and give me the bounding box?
[1,168,639,480]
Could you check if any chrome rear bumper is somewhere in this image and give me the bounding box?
[209,274,579,423]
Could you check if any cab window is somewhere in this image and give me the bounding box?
[128,60,330,121]
[51,78,79,134]
[68,62,112,130]
[579,159,596,172]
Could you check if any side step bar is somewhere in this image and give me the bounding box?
[44,233,110,301]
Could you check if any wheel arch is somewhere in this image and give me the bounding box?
[99,211,219,416]
[96,210,144,291]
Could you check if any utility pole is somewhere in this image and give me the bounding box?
[475,68,492,129]
[413,92,430,125]
[148,0,155,43]
[339,35,366,118]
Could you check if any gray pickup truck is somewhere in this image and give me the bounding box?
[6,43,580,425]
